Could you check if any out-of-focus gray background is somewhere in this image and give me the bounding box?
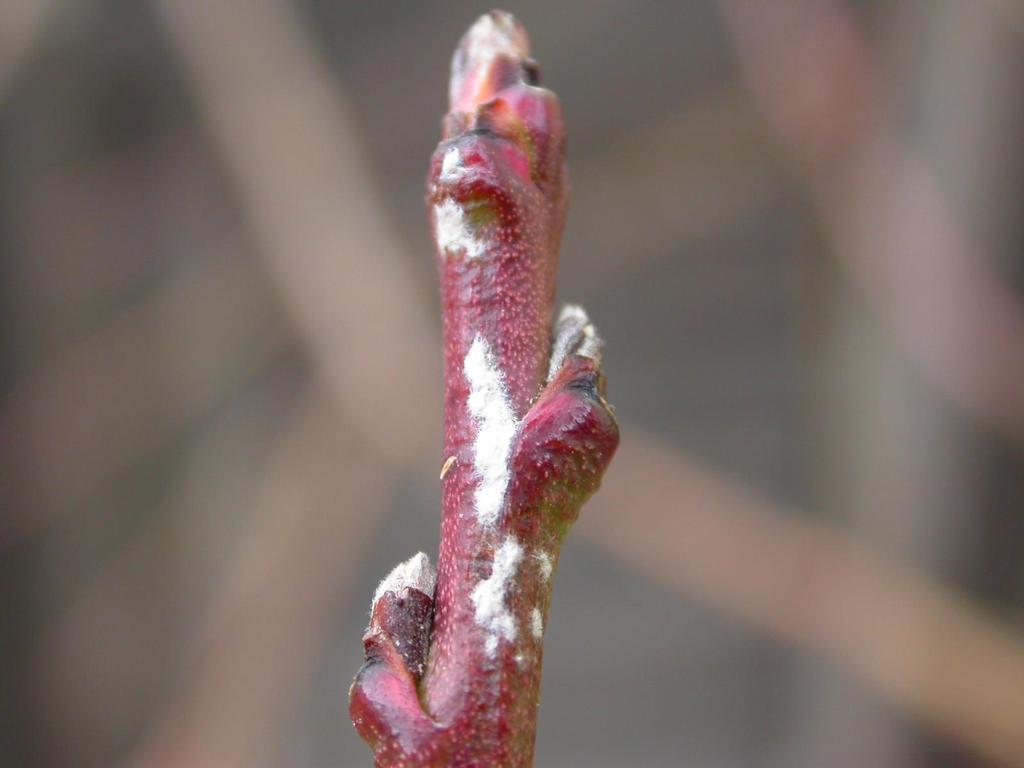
[4,1,1024,766]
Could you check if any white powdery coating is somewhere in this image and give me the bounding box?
[547,304,602,382]
[440,147,463,181]
[464,336,518,527]
[465,13,519,65]
[434,199,485,259]
[371,552,436,611]
[471,536,523,655]
[530,607,544,640]
[535,551,553,582]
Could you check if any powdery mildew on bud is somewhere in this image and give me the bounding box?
[440,147,463,181]
[530,607,543,640]
[534,550,553,582]
[465,13,523,67]
[471,535,524,656]
[434,198,485,259]
[464,335,518,527]
[371,552,436,610]
[547,304,602,382]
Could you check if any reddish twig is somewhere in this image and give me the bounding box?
[349,12,619,767]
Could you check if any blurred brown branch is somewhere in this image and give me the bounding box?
[582,430,1024,767]
[153,0,440,470]
[0,0,55,98]
[130,390,390,768]
[567,87,778,297]
[718,0,1024,444]
[1,242,286,542]
[32,354,294,762]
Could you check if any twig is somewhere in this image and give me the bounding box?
[348,13,619,767]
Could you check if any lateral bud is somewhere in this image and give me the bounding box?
[366,553,436,680]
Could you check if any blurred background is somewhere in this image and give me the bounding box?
[3,1,1024,766]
